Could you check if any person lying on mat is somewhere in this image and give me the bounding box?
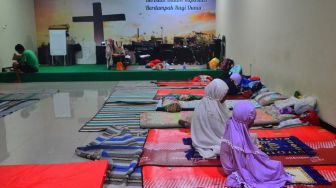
[12,44,39,82]
[188,79,231,159]
[223,73,242,95]
[220,101,293,187]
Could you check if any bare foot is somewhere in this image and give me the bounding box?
[178,120,191,128]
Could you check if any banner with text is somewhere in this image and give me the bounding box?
[35,0,216,64]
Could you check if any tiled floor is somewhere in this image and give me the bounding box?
[0,81,155,187]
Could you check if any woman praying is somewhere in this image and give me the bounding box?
[220,101,292,188]
[191,79,231,159]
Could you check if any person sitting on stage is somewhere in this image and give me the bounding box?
[223,73,242,95]
[105,38,114,69]
[190,79,231,159]
[220,101,292,187]
[12,44,39,82]
[106,38,126,70]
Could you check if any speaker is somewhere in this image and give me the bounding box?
[212,39,221,59]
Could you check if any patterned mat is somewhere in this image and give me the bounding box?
[183,136,317,162]
[76,127,145,185]
[286,166,330,185]
[139,127,336,167]
[0,90,56,118]
[259,136,316,156]
[106,90,158,104]
[80,90,157,132]
[0,90,56,101]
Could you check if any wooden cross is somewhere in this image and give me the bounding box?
[72,2,126,45]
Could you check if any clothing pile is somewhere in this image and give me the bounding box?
[159,94,202,113]
[253,90,318,128]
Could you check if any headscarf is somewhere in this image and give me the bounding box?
[230,73,242,86]
[220,101,292,188]
[107,38,116,51]
[191,79,231,158]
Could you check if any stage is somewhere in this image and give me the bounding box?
[0,65,222,82]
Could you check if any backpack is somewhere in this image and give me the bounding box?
[220,58,235,71]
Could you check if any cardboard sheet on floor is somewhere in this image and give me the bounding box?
[143,166,336,188]
[139,126,336,166]
[0,160,108,188]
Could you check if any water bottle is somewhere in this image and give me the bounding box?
[183,62,186,70]
[163,61,166,69]
[166,63,170,70]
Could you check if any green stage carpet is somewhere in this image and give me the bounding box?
[0,65,222,82]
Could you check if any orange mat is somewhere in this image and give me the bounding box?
[156,81,209,87]
[153,89,248,100]
[0,160,108,188]
[140,126,336,167]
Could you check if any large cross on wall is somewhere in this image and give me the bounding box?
[72,2,126,45]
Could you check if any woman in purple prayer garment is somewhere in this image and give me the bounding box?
[220,101,293,188]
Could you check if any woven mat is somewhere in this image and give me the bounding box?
[0,90,57,101]
[76,129,146,184]
[0,100,38,118]
[80,90,157,132]
[0,90,56,118]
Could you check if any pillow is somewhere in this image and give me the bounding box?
[294,96,317,114]
[256,92,287,106]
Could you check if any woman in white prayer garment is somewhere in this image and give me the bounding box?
[191,79,231,159]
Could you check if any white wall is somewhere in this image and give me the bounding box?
[216,0,336,127]
[0,0,36,68]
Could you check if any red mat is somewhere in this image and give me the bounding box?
[143,166,226,188]
[143,166,336,188]
[139,126,336,167]
[0,160,108,188]
[140,129,220,166]
[153,89,248,100]
[156,81,209,87]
